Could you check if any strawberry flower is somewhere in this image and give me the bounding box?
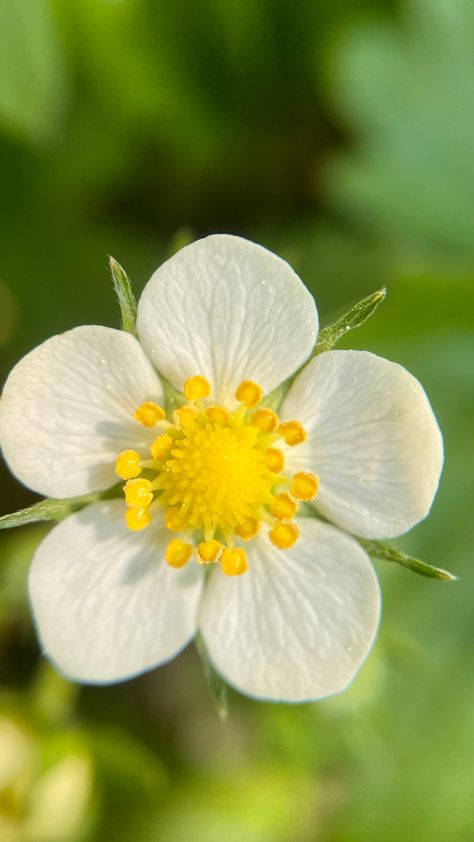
[0,236,443,701]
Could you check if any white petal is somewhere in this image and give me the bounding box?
[281,350,444,539]
[0,326,163,497]
[136,234,318,404]
[199,518,380,702]
[28,500,204,683]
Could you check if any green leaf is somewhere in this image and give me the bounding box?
[195,632,229,720]
[0,492,104,531]
[313,287,386,355]
[360,539,457,582]
[109,256,137,335]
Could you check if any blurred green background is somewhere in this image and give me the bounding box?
[1,0,473,840]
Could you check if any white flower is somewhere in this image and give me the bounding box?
[0,235,443,702]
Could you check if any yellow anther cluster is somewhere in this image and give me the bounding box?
[221,547,248,576]
[235,516,259,541]
[134,401,165,427]
[184,375,211,401]
[125,506,152,531]
[278,420,307,446]
[116,374,316,576]
[124,478,153,508]
[198,540,222,563]
[291,471,320,501]
[206,405,231,425]
[235,379,263,409]
[251,408,278,433]
[265,447,284,472]
[271,492,298,521]
[150,434,173,460]
[175,405,198,428]
[166,538,193,568]
[115,450,142,480]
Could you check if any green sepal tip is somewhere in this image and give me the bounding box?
[313,287,387,355]
[109,256,138,336]
[195,632,229,721]
[360,539,457,582]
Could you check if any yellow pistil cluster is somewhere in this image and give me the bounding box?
[115,376,319,576]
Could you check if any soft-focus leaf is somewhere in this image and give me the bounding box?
[0,0,65,143]
[330,0,474,255]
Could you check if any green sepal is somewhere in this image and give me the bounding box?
[109,256,138,336]
[0,487,119,531]
[313,287,386,355]
[195,632,229,720]
[360,539,457,582]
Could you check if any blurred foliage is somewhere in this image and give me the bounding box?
[0,0,473,840]
[330,0,474,257]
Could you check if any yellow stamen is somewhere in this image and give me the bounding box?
[150,433,173,460]
[235,517,260,541]
[166,539,193,568]
[184,374,211,401]
[221,547,248,576]
[159,422,273,531]
[125,506,152,531]
[291,471,320,501]
[278,420,307,446]
[134,401,166,427]
[115,450,142,480]
[174,405,198,427]
[206,405,232,425]
[271,492,298,521]
[265,447,284,472]
[124,478,154,508]
[198,540,222,563]
[251,408,278,433]
[117,372,310,562]
[165,506,188,532]
[269,521,299,549]
[235,380,263,409]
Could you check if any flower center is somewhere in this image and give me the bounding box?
[159,422,273,531]
[115,376,319,576]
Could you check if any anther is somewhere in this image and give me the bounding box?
[271,492,298,521]
[206,405,232,425]
[291,472,320,501]
[235,380,263,409]
[184,375,211,401]
[278,420,307,446]
[134,401,166,427]
[265,447,284,472]
[174,405,198,427]
[115,450,142,480]
[124,478,154,508]
[198,540,222,563]
[150,434,173,460]
[235,517,260,541]
[251,408,278,433]
[165,506,188,532]
[125,506,152,531]
[221,547,249,576]
[165,539,193,568]
[269,521,299,549]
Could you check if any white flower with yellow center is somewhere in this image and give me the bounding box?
[0,235,443,702]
